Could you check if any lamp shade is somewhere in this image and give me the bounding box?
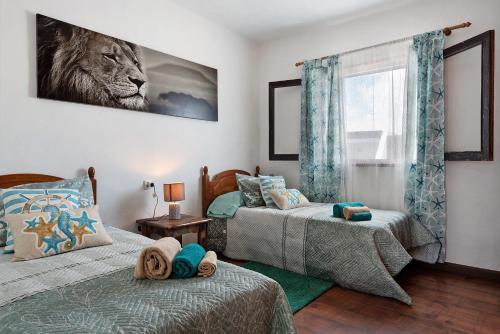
[163,182,185,202]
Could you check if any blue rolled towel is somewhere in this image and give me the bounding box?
[172,243,207,278]
[351,211,372,221]
[333,202,365,218]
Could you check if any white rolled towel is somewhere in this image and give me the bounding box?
[134,237,182,280]
[197,251,218,277]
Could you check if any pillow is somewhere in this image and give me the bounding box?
[1,221,13,254]
[235,174,266,207]
[0,175,94,246]
[5,205,112,261]
[207,191,244,218]
[259,175,286,207]
[0,188,82,252]
[269,189,310,210]
[0,220,6,247]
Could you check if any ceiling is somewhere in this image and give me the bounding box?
[171,0,415,42]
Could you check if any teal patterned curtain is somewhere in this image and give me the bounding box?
[404,30,446,262]
[299,56,346,202]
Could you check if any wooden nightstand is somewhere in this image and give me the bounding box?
[136,214,212,246]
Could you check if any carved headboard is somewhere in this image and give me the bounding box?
[201,166,260,217]
[0,167,97,203]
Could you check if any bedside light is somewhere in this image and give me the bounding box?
[163,182,185,219]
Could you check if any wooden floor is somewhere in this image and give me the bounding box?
[294,262,500,334]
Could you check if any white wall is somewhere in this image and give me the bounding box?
[0,0,259,236]
[258,0,500,271]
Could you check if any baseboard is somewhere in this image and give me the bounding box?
[413,260,500,281]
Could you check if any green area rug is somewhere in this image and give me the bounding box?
[242,261,334,313]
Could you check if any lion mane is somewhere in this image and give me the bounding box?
[37,14,148,111]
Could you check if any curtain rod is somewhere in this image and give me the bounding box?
[294,21,471,67]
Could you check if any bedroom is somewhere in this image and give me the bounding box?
[0,0,499,333]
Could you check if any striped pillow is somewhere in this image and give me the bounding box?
[2,226,14,254]
[259,175,286,207]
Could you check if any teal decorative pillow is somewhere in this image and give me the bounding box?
[5,205,112,261]
[2,226,14,254]
[9,176,94,208]
[207,191,244,218]
[0,188,82,253]
[0,220,6,247]
[259,175,286,207]
[236,174,265,208]
[269,189,310,210]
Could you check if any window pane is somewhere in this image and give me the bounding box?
[344,68,406,162]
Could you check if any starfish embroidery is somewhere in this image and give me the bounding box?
[416,176,424,188]
[24,216,57,247]
[71,222,93,245]
[410,163,417,172]
[433,51,444,63]
[434,125,445,136]
[71,211,98,233]
[431,198,445,210]
[24,217,39,229]
[433,88,444,99]
[43,230,66,254]
[432,161,445,173]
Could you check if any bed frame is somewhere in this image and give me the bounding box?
[0,167,97,203]
[201,166,260,217]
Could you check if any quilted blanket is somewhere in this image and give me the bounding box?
[217,203,439,304]
[0,227,295,334]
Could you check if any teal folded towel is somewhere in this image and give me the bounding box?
[172,243,207,278]
[333,202,365,218]
[351,212,372,221]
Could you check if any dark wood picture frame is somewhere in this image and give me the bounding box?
[444,30,495,161]
[269,79,302,161]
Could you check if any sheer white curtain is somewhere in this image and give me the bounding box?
[338,39,413,210]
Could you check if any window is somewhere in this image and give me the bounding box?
[344,68,406,165]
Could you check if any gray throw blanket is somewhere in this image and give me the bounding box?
[0,228,296,334]
[208,203,439,304]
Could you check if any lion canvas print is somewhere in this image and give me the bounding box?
[36,14,218,121]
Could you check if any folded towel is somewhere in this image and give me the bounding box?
[343,206,370,220]
[333,202,365,218]
[350,211,372,221]
[198,250,218,277]
[134,237,182,280]
[173,243,207,278]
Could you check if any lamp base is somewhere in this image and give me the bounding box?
[168,203,181,219]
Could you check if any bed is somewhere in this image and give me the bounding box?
[0,168,296,334]
[202,166,441,305]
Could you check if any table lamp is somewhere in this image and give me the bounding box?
[163,182,185,219]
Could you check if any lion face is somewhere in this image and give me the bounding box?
[80,34,147,110]
[37,15,148,111]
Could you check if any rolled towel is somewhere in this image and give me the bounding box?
[351,211,372,221]
[343,206,370,220]
[198,251,218,277]
[333,202,365,218]
[173,243,207,278]
[134,237,182,280]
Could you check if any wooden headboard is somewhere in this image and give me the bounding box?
[201,166,260,217]
[0,167,97,203]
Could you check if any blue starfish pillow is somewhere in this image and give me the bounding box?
[3,205,112,261]
[0,188,81,253]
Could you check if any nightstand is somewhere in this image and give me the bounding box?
[136,214,212,246]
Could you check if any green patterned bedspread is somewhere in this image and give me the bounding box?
[215,203,439,304]
[0,229,295,334]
